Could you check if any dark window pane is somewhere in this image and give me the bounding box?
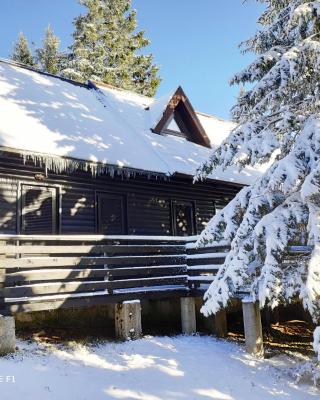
[173,201,195,236]
[98,194,125,235]
[21,185,57,234]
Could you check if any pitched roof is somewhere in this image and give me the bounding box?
[0,59,268,184]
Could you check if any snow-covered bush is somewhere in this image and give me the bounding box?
[196,0,320,371]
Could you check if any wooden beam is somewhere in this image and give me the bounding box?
[0,244,186,256]
[5,275,188,297]
[0,254,186,269]
[0,268,5,312]
[0,234,193,243]
[6,288,189,314]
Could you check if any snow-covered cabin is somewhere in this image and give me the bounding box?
[0,59,261,236]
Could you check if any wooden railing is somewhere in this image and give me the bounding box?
[0,234,231,315]
[186,240,230,289]
[0,235,189,314]
[0,234,311,315]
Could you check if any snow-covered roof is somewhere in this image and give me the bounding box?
[0,59,267,184]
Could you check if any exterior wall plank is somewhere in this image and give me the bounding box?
[61,189,95,234]
[0,152,242,236]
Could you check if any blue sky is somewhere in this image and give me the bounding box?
[0,0,263,119]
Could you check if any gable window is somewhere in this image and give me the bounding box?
[172,200,195,236]
[163,111,191,140]
[167,117,181,132]
[152,87,211,148]
[97,193,126,235]
[21,184,58,234]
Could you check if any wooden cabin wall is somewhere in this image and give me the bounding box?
[61,188,96,234]
[127,193,171,235]
[0,152,242,236]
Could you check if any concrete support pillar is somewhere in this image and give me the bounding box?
[181,297,196,334]
[115,300,142,341]
[0,316,16,356]
[242,299,264,357]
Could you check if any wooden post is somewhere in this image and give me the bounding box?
[0,316,16,356]
[271,307,280,325]
[0,268,5,315]
[115,300,142,340]
[0,240,6,314]
[181,297,196,334]
[242,298,264,357]
[204,310,227,338]
[214,309,228,338]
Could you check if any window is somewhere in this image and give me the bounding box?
[172,200,195,236]
[163,111,190,139]
[167,117,181,132]
[97,193,126,235]
[21,184,57,234]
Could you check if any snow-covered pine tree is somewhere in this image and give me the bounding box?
[62,0,160,96]
[196,0,320,332]
[36,25,63,75]
[11,32,36,67]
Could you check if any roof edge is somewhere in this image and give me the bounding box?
[0,145,170,181]
[0,58,88,89]
[90,79,154,101]
[195,110,234,123]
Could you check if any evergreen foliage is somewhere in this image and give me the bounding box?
[11,32,36,67]
[196,1,320,328]
[62,0,160,96]
[36,25,63,75]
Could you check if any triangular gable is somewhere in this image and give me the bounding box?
[151,87,211,148]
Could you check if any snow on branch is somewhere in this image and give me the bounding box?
[197,1,320,330]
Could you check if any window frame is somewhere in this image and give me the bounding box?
[95,191,128,235]
[171,199,196,236]
[18,182,60,235]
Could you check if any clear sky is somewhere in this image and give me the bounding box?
[0,0,263,119]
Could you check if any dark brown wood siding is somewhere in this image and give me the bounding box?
[0,151,242,236]
[61,188,95,234]
[128,193,171,235]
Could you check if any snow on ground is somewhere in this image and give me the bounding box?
[0,335,318,400]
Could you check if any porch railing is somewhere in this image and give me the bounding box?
[0,234,228,315]
[0,234,312,315]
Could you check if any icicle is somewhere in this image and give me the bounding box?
[14,149,167,181]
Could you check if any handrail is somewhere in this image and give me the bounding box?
[0,234,199,242]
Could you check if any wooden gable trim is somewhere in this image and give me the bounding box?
[152,87,211,149]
